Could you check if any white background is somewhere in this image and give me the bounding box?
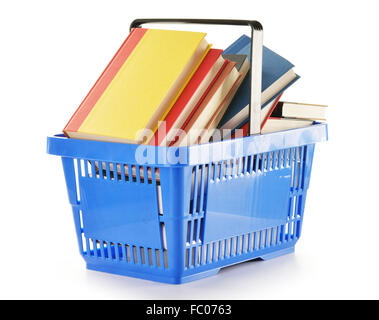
[1,0,378,299]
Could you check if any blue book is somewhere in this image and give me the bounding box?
[218,35,300,130]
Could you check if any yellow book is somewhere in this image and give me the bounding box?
[64,28,210,144]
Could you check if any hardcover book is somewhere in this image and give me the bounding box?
[218,35,300,130]
[64,28,210,144]
[270,101,327,121]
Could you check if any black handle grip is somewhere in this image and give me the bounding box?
[130,18,262,31]
[129,18,263,135]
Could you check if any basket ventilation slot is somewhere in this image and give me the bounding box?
[77,160,160,185]
[77,229,168,269]
[189,165,209,215]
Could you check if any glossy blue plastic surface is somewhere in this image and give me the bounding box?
[47,124,327,284]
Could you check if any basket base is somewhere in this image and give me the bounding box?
[86,262,221,284]
[85,245,295,284]
[85,246,295,284]
[259,246,295,260]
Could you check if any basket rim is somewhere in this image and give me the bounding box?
[47,123,327,166]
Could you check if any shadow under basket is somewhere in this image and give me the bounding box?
[47,123,327,284]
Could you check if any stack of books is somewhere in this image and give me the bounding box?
[63,28,327,146]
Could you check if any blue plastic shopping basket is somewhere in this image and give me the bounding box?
[47,19,328,284]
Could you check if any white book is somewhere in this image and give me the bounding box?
[261,118,314,134]
[271,101,327,121]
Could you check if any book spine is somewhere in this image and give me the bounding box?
[261,95,283,129]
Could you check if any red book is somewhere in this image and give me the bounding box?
[150,49,226,146]
[260,93,283,129]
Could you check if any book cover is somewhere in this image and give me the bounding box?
[218,35,300,130]
[63,28,210,144]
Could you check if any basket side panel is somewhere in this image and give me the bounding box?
[157,166,190,278]
[303,143,315,190]
[61,157,86,256]
[204,151,291,243]
[77,160,163,248]
[182,144,316,274]
[61,157,80,206]
[80,179,160,247]
[291,143,315,238]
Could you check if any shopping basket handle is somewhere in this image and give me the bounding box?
[130,18,263,136]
